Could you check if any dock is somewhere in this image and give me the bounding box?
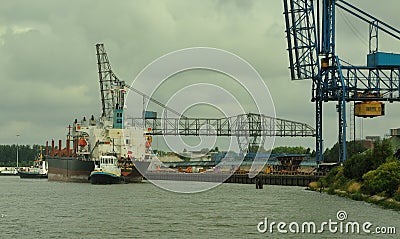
[144,172,322,187]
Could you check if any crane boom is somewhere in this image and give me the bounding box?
[96,43,186,120]
[96,43,120,120]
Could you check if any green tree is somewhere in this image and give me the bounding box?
[371,140,393,168]
[343,139,393,180]
[324,141,368,163]
[362,161,400,197]
[343,153,370,180]
[0,144,42,166]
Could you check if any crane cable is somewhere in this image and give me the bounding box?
[123,83,187,119]
[337,7,369,48]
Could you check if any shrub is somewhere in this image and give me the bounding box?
[327,187,335,195]
[343,153,372,180]
[321,166,340,187]
[350,192,364,201]
[362,161,400,197]
[343,140,393,181]
[333,167,348,190]
[394,186,400,201]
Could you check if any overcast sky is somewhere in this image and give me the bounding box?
[0,0,399,152]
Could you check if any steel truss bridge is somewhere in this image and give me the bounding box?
[128,113,315,154]
[129,113,315,137]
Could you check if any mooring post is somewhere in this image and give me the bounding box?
[256,177,263,189]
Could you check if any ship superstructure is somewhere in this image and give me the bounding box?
[45,44,151,183]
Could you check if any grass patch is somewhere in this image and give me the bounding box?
[308,181,319,191]
[346,181,361,194]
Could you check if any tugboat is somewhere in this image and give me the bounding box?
[89,155,124,184]
[17,151,48,179]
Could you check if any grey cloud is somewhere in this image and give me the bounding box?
[0,0,398,150]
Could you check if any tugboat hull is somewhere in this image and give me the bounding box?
[89,172,124,184]
[18,171,48,179]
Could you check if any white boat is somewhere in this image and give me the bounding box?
[0,167,18,176]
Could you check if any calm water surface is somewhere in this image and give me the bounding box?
[0,177,399,238]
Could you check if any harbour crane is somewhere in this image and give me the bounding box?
[283,0,400,163]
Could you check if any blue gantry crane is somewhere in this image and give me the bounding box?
[283,0,400,163]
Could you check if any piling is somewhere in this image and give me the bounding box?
[255,177,263,189]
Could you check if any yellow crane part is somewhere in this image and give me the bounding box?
[354,101,385,118]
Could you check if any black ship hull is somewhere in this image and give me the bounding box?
[47,156,149,183]
[46,156,95,183]
[89,173,124,184]
[121,161,150,183]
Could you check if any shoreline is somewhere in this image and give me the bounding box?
[307,185,400,211]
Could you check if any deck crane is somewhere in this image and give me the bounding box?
[283,0,400,163]
[96,43,187,123]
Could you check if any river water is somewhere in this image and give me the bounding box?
[0,176,398,238]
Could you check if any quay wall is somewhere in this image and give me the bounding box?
[145,172,322,187]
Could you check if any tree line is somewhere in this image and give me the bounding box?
[0,144,44,167]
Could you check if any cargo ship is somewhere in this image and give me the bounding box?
[45,115,151,183]
[45,44,152,183]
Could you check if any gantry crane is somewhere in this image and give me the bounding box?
[283,0,400,163]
